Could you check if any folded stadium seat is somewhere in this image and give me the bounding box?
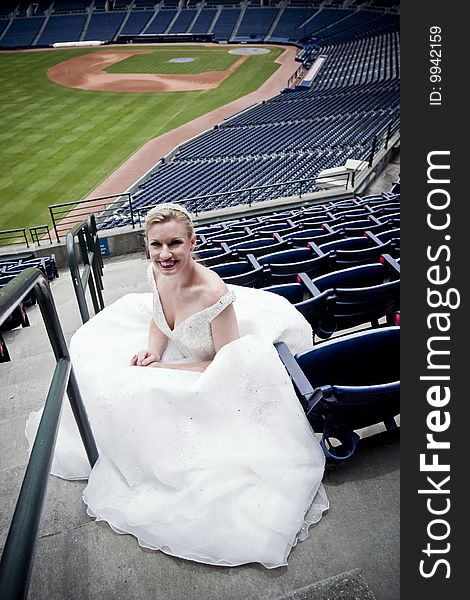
[371,214,400,230]
[194,224,227,237]
[302,254,400,336]
[327,198,362,211]
[194,234,215,252]
[21,255,58,281]
[297,205,330,217]
[369,202,401,215]
[210,254,264,288]
[195,243,235,267]
[328,206,373,219]
[295,214,341,228]
[250,221,299,238]
[257,247,331,285]
[2,256,57,282]
[310,236,394,269]
[262,281,307,305]
[207,229,258,246]
[331,217,390,237]
[354,194,385,206]
[282,226,343,248]
[366,229,400,259]
[275,326,400,463]
[376,211,400,224]
[230,233,290,259]
[222,219,263,231]
[260,211,302,223]
[262,275,334,337]
[357,194,399,207]
[325,210,376,225]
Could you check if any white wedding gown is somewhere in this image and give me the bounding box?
[25,265,328,568]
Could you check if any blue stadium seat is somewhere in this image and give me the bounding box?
[257,247,330,284]
[210,254,264,287]
[276,326,400,463]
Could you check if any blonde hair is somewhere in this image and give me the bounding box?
[144,203,194,238]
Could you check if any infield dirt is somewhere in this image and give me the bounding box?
[47,49,248,93]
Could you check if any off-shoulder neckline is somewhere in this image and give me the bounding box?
[149,264,234,333]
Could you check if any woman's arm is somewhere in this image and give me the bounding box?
[130,319,168,366]
[211,303,240,353]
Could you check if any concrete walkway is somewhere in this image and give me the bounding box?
[0,158,400,600]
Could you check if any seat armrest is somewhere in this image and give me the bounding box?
[274,341,318,411]
[246,253,261,270]
[296,272,323,296]
[380,253,400,275]
[364,230,381,246]
[307,241,325,256]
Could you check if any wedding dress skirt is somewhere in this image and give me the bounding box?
[25,284,328,568]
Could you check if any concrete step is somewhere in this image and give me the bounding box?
[268,569,377,600]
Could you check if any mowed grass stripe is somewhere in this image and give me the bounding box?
[0,46,283,230]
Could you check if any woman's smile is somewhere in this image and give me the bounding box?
[159,259,178,270]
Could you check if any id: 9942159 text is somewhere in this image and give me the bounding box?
[429,26,442,107]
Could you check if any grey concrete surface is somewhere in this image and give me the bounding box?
[0,160,400,600]
[363,147,400,197]
[267,569,377,599]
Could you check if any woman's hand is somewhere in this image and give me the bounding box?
[130,350,161,367]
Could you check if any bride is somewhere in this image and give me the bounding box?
[26,203,329,569]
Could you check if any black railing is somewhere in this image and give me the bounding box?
[66,214,104,323]
[0,268,99,600]
[29,225,53,246]
[0,228,29,248]
[133,171,359,225]
[49,193,133,243]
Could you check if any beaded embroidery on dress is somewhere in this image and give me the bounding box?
[25,274,328,568]
[148,263,236,361]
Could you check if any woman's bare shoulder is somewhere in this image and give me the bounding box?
[196,264,229,304]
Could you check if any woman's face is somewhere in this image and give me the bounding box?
[147,219,196,275]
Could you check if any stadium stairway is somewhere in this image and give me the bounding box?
[0,161,400,600]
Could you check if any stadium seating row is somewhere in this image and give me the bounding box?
[191,187,400,463]
[0,254,59,361]
[0,2,400,49]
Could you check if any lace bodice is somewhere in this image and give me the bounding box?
[147,263,236,361]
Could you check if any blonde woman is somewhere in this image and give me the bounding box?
[26,203,328,569]
[131,204,239,372]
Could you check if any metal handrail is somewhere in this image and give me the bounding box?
[29,225,52,246]
[0,228,29,248]
[49,193,133,243]
[0,268,99,600]
[133,172,356,224]
[66,215,104,323]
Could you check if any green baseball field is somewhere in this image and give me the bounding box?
[0,45,283,232]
